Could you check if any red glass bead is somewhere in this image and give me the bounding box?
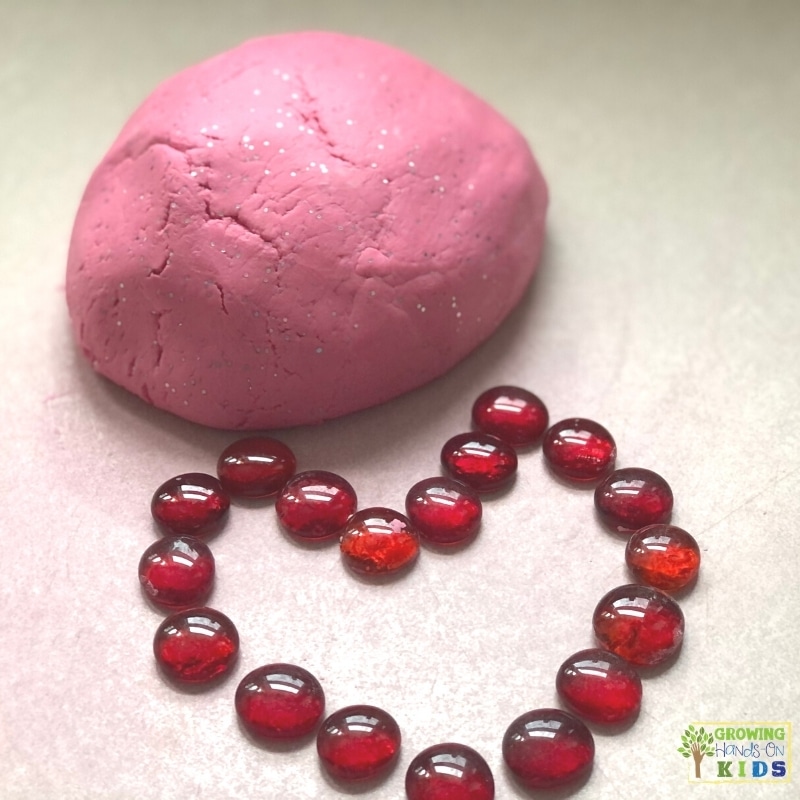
[626,524,701,592]
[235,663,325,741]
[153,607,239,685]
[441,432,517,493]
[593,584,685,666]
[317,705,401,782]
[138,536,215,610]
[471,385,549,447]
[594,467,673,532]
[542,418,616,482]
[405,477,482,546]
[275,470,357,542]
[217,436,296,498]
[340,508,420,576]
[556,648,643,725]
[406,742,495,800]
[503,708,594,790]
[151,473,230,536]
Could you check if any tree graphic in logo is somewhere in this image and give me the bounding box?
[678,725,715,778]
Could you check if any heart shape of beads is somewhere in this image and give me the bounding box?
[138,385,700,797]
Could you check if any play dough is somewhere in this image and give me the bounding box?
[66,32,547,429]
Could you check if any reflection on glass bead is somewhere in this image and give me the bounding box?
[593,584,684,666]
[317,705,401,782]
[405,477,482,546]
[406,742,494,799]
[594,468,673,532]
[151,473,230,536]
[556,648,642,725]
[153,607,239,685]
[626,524,700,591]
[340,507,420,576]
[217,436,296,498]
[543,418,616,481]
[472,385,548,447]
[138,536,215,610]
[276,470,357,541]
[441,432,517,492]
[236,663,325,740]
[503,708,594,789]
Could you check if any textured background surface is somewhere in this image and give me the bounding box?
[2,1,799,798]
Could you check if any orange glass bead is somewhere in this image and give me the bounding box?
[626,524,700,591]
[339,508,420,576]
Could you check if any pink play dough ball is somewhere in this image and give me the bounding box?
[66,32,547,429]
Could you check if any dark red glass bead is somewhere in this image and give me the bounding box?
[151,473,230,536]
[406,742,495,800]
[340,508,420,576]
[556,648,643,725]
[217,436,296,498]
[503,708,594,790]
[235,663,325,741]
[405,477,482,546]
[471,385,548,447]
[626,524,701,592]
[138,536,215,610]
[153,607,239,685]
[542,418,616,482]
[275,470,357,542]
[593,584,685,666]
[317,705,401,782]
[440,432,517,493]
[594,467,673,532]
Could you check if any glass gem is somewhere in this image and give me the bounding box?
[405,477,482,546]
[471,385,549,447]
[235,663,325,741]
[440,432,518,493]
[542,418,616,481]
[275,470,357,541]
[217,436,297,498]
[503,708,594,789]
[556,648,642,725]
[138,536,215,610]
[339,507,420,576]
[153,606,239,685]
[317,704,401,782]
[405,742,495,800]
[593,584,685,666]
[150,472,230,536]
[594,467,673,532]
[625,524,701,591]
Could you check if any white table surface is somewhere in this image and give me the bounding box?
[2,1,799,798]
